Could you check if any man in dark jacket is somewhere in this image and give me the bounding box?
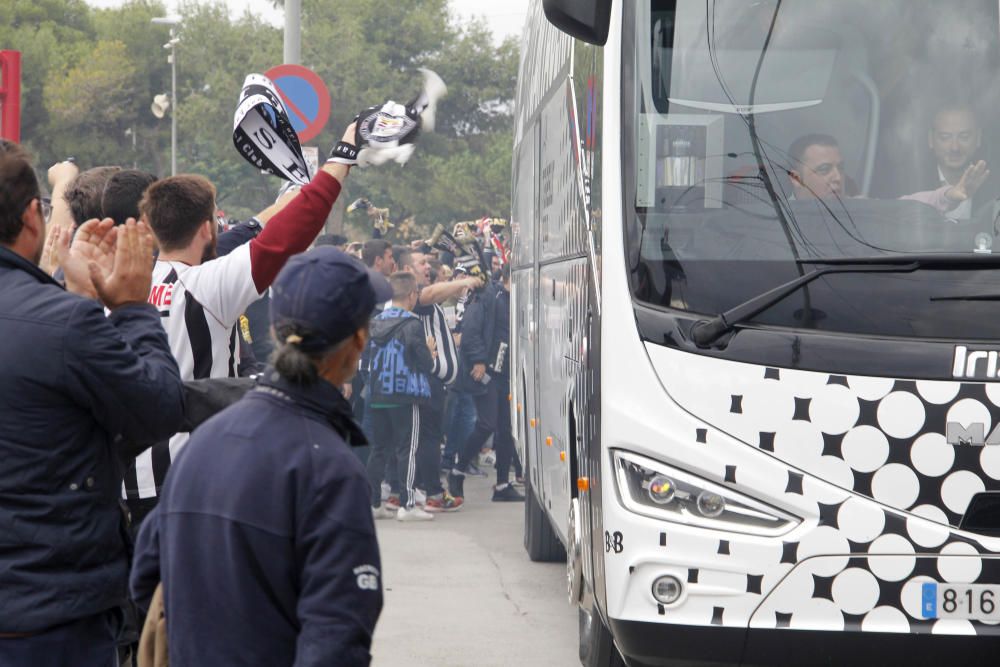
[131,247,389,666]
[0,144,185,666]
[367,271,436,521]
[453,265,523,501]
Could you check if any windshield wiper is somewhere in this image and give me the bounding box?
[800,254,1000,267]
[689,253,1000,347]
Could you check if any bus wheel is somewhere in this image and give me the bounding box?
[524,469,566,562]
[567,498,584,604]
[579,603,625,667]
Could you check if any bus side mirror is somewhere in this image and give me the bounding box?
[542,0,612,46]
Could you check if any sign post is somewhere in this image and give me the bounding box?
[0,50,21,143]
[264,64,331,144]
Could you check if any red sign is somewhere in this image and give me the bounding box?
[264,64,331,143]
[0,51,21,143]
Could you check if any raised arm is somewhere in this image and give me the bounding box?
[417,276,480,306]
[48,161,79,233]
[247,125,354,293]
[255,185,303,225]
[39,162,81,275]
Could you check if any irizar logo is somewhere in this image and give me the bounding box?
[946,421,1000,446]
[952,346,1000,380]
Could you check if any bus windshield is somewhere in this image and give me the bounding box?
[626,0,1000,340]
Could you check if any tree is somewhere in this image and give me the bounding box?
[2,0,519,235]
[162,2,282,216]
[298,0,518,240]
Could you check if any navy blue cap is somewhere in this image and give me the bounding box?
[270,246,392,350]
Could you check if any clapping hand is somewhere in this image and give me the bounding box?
[40,225,64,276]
[58,218,155,309]
[58,218,117,299]
[89,219,156,310]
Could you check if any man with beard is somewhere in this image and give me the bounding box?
[123,124,357,526]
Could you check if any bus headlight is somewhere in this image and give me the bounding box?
[648,475,676,504]
[612,450,799,537]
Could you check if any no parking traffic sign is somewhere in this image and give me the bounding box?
[264,64,331,143]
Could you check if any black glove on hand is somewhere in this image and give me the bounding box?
[327,110,370,166]
[330,101,419,168]
[328,139,359,166]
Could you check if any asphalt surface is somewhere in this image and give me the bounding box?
[372,475,579,666]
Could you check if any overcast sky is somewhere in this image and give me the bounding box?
[84,0,530,43]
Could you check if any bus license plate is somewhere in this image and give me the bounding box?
[922,583,1000,620]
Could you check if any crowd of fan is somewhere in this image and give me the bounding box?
[334,229,523,520]
[0,110,516,665]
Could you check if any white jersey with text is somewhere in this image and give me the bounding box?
[125,244,262,499]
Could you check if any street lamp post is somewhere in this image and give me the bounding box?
[284,0,301,65]
[152,15,182,176]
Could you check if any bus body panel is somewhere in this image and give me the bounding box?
[537,258,589,540]
[513,0,571,151]
[513,0,596,551]
[512,264,539,486]
[539,79,589,262]
[511,115,537,270]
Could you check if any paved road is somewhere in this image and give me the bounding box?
[372,476,579,666]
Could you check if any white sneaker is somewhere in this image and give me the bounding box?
[479,449,496,467]
[397,506,434,522]
[413,488,427,506]
[380,482,392,501]
[372,506,395,520]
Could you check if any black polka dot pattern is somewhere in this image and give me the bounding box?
[785,471,804,494]
[637,347,1000,635]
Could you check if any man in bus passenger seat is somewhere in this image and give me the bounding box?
[787,133,988,215]
[922,105,996,221]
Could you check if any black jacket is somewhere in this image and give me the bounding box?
[489,286,511,379]
[455,281,502,395]
[0,246,184,633]
[131,370,381,667]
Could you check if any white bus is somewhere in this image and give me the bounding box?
[511,1,1000,665]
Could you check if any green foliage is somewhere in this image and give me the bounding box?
[1,0,517,235]
[45,40,138,127]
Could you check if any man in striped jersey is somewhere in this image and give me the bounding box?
[401,250,480,510]
[123,123,358,524]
